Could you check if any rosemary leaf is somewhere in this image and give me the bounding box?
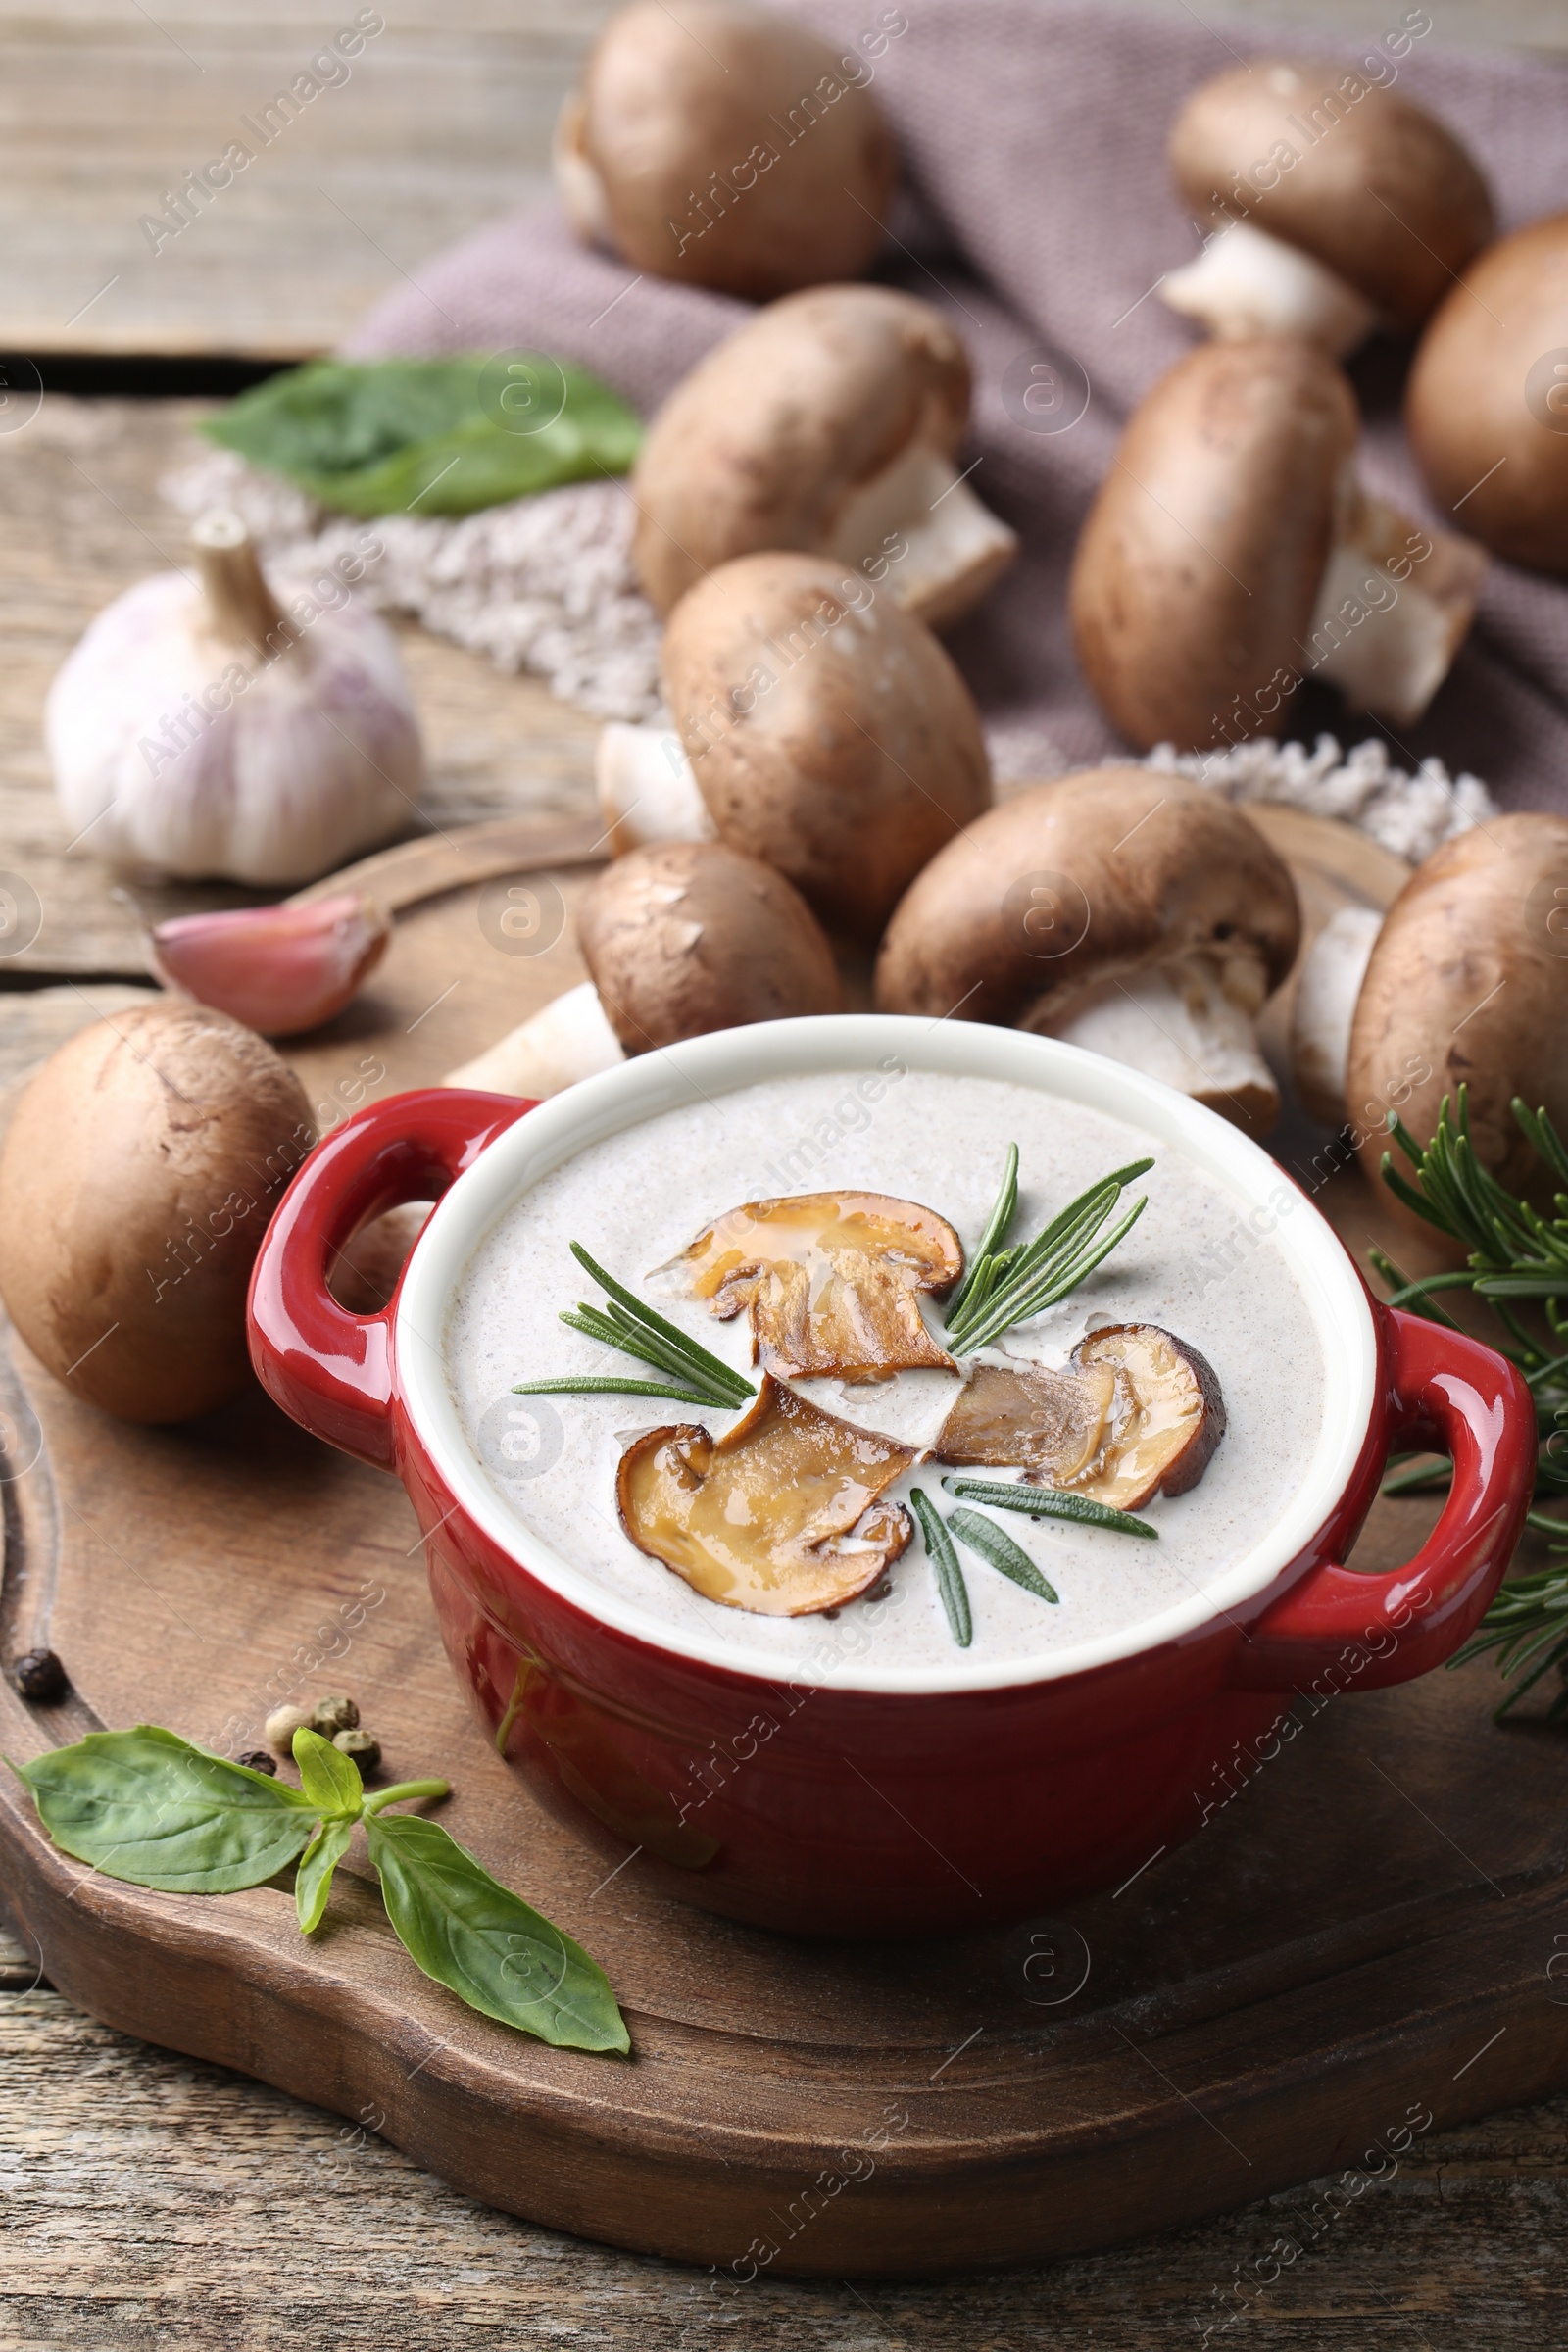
[512,1376,710,1404]
[947,1506,1059,1603]
[908,1489,972,1647]
[568,1242,754,1403]
[942,1476,1157,1540]
[945,1158,1152,1355]
[947,1145,1019,1320]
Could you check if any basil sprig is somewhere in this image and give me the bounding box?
[203,355,642,517]
[10,1724,628,2055]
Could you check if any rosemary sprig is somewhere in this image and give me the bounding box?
[908,1489,972,1647]
[942,1475,1157,1540]
[947,1506,1059,1602]
[944,1154,1153,1355]
[513,1241,754,1411]
[1372,1090,1568,1718]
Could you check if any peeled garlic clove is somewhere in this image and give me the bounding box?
[148,892,392,1037]
[47,510,425,887]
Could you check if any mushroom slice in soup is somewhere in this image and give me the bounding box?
[935,1325,1225,1511]
[660,1191,961,1381]
[616,1375,915,1617]
[933,1357,1117,1484]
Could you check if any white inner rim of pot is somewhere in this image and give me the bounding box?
[397,1016,1376,1696]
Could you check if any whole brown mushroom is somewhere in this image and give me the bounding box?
[444,840,844,1099]
[874,770,1301,1134]
[597,551,991,939]
[1347,814,1568,1209]
[1162,60,1493,355]
[1406,214,1568,576]
[554,1,898,300]
[629,286,1017,626]
[1069,338,1487,753]
[0,1001,315,1422]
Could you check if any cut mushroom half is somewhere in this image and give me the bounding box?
[442,841,842,1098]
[660,1191,963,1382]
[935,1325,1225,1511]
[1161,62,1494,356]
[629,285,1017,627]
[616,1374,915,1617]
[1069,339,1486,752]
[875,769,1300,1135]
[1288,904,1384,1127]
[601,553,991,939]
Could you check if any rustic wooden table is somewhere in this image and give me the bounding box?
[2,3,1566,2345]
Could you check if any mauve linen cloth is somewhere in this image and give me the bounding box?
[344,2,1568,811]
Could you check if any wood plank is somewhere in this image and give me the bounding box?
[0,1983,1564,2346]
[0,1,616,359]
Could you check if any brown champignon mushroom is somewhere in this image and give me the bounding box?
[1161,61,1493,355]
[554,2,898,300]
[658,1190,962,1381]
[597,552,992,940]
[616,1373,915,1616]
[1406,213,1568,576]
[1347,813,1568,1210]
[874,770,1300,1134]
[443,840,843,1099]
[0,1001,315,1423]
[935,1325,1225,1509]
[629,286,1017,625]
[1069,339,1487,752]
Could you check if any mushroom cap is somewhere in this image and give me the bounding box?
[873,768,1300,1028]
[565,2,897,301]
[576,838,844,1054]
[1347,813,1568,1203]
[1069,338,1357,753]
[661,551,991,939]
[1406,213,1568,575]
[1169,61,1493,326]
[631,285,971,615]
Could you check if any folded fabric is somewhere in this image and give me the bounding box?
[343,0,1568,815]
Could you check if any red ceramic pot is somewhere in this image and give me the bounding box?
[248,1018,1535,1938]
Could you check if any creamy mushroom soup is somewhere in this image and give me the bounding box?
[444,1065,1328,1675]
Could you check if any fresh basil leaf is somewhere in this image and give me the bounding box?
[293,1725,364,1820]
[202,355,642,517]
[10,1726,317,1893]
[364,1811,629,2053]
[296,1815,356,1934]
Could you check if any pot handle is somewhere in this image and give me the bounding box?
[248,1088,533,1471]
[1232,1308,1536,1690]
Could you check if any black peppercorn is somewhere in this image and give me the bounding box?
[235,1750,278,1777]
[6,1648,67,1704]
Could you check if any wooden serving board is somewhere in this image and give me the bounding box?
[1,808,1565,2281]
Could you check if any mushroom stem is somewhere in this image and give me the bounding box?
[827,444,1019,630]
[1289,905,1384,1128]
[1036,956,1280,1135]
[442,980,625,1099]
[191,510,289,653]
[596,722,715,856]
[552,90,612,247]
[1160,220,1380,357]
[1308,486,1487,727]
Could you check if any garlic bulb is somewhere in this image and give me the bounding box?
[47,512,425,886]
